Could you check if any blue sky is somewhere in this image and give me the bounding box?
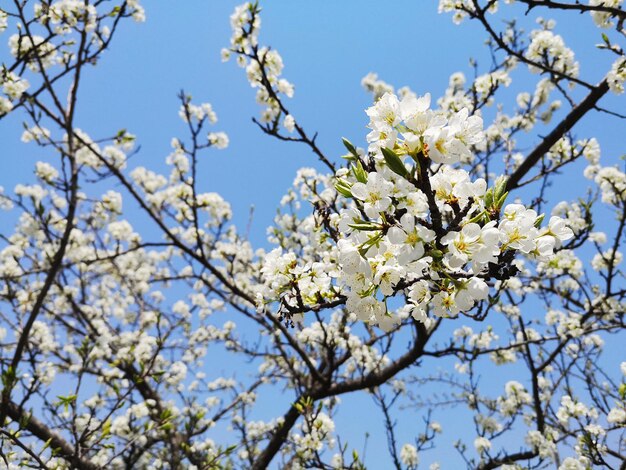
[2,1,623,237]
[1,1,625,468]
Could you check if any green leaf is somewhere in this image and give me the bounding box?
[496,191,509,209]
[351,161,368,183]
[493,176,509,201]
[342,137,358,156]
[2,366,16,388]
[468,210,489,224]
[483,189,494,210]
[334,180,353,198]
[381,147,408,178]
[348,222,383,231]
[534,213,545,228]
[358,232,384,256]
[56,394,77,404]
[428,249,444,260]
[101,419,111,438]
[483,176,509,214]
[42,438,53,452]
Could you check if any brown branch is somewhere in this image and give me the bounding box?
[250,404,301,470]
[0,428,50,469]
[0,160,78,426]
[517,0,626,20]
[250,322,431,469]
[4,401,98,470]
[478,449,538,470]
[248,43,336,173]
[506,79,610,191]
[325,322,430,396]
[469,0,595,89]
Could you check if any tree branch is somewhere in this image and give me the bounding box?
[506,79,609,191]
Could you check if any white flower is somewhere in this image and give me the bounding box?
[283,114,296,133]
[592,249,623,271]
[0,96,12,116]
[590,0,624,28]
[595,166,626,204]
[398,190,429,218]
[558,457,586,470]
[366,92,401,132]
[467,277,489,301]
[8,34,57,71]
[542,216,574,243]
[431,166,485,205]
[589,232,607,244]
[346,294,385,323]
[388,213,435,263]
[425,125,470,164]
[408,280,432,322]
[433,290,461,317]
[1,72,29,100]
[400,443,419,467]
[34,162,58,182]
[361,72,394,100]
[499,204,540,253]
[526,30,579,78]
[350,172,393,218]
[337,239,367,275]
[0,10,7,33]
[607,406,626,424]
[448,107,484,146]
[108,220,136,241]
[474,436,491,454]
[401,93,442,135]
[607,57,626,94]
[441,222,501,269]
[208,132,229,149]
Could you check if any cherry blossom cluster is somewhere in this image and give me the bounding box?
[331,92,573,329]
[8,33,58,71]
[222,2,295,127]
[1,1,625,468]
[526,27,579,79]
[608,57,626,94]
[256,87,574,331]
[438,0,500,25]
[1,1,146,117]
[178,96,230,149]
[34,0,99,34]
[0,10,8,33]
[590,0,624,28]
[0,69,30,116]
[361,72,394,101]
